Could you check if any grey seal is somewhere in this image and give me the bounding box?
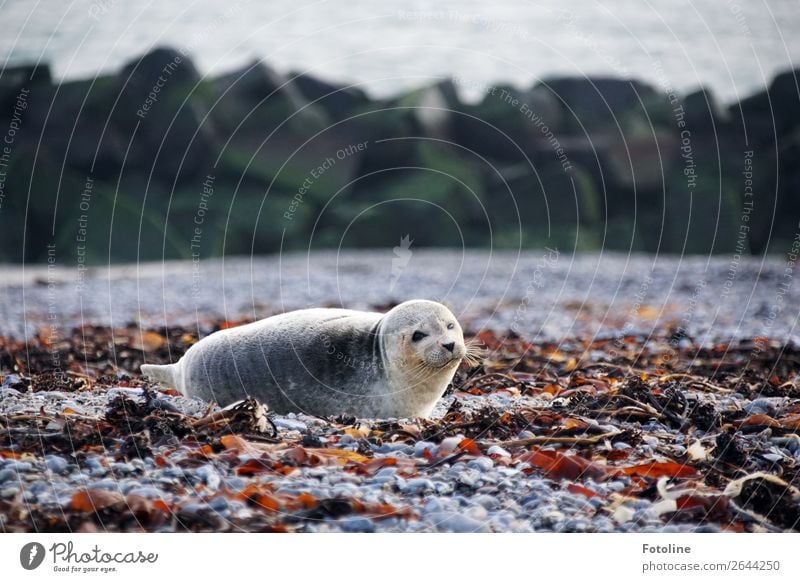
[140,300,481,418]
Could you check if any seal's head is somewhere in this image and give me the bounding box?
[381,300,466,372]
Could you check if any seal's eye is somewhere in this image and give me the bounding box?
[447,323,455,330]
[412,331,428,342]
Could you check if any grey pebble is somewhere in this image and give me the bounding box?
[4,461,33,472]
[471,494,500,510]
[197,465,222,491]
[0,469,16,484]
[414,441,438,457]
[467,457,494,472]
[208,496,229,513]
[45,455,70,475]
[457,469,481,488]
[400,478,435,494]
[225,477,246,492]
[112,462,135,475]
[428,512,490,533]
[273,417,308,433]
[1,487,19,499]
[340,517,376,533]
[128,487,167,499]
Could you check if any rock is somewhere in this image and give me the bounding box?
[273,417,308,433]
[399,478,435,494]
[208,495,229,513]
[413,441,438,458]
[0,64,51,126]
[683,87,730,130]
[111,462,135,475]
[0,469,16,484]
[486,445,511,457]
[289,72,370,119]
[457,469,481,488]
[196,465,222,491]
[452,83,542,161]
[5,461,33,473]
[339,517,376,533]
[45,455,69,475]
[439,435,465,454]
[1,374,23,388]
[467,457,494,472]
[472,494,500,510]
[1,487,19,499]
[428,512,490,533]
[400,80,461,138]
[767,68,800,134]
[212,59,328,136]
[114,47,218,183]
[542,76,663,133]
[224,477,246,492]
[126,487,167,499]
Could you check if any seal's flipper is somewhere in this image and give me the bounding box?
[141,363,181,393]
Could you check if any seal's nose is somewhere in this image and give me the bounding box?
[442,341,455,353]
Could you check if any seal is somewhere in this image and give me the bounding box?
[140,300,481,418]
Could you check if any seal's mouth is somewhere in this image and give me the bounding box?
[426,354,463,369]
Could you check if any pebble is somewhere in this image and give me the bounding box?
[465,505,488,521]
[45,456,69,475]
[744,398,783,416]
[85,457,104,471]
[225,477,246,492]
[1,486,19,499]
[457,469,481,488]
[209,496,230,513]
[486,445,510,457]
[413,441,438,457]
[428,512,490,533]
[197,465,222,491]
[400,478,434,494]
[112,462,135,475]
[340,517,375,533]
[432,480,454,495]
[0,469,17,484]
[106,387,144,399]
[127,487,167,499]
[1,374,22,387]
[273,418,308,433]
[472,495,499,510]
[439,436,465,454]
[5,461,33,473]
[467,457,494,472]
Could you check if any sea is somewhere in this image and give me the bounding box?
[2,0,799,104]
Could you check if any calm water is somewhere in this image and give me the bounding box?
[3,0,799,103]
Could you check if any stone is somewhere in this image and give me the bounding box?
[428,512,490,533]
[45,455,69,475]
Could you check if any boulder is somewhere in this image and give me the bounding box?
[768,68,800,134]
[111,47,218,184]
[540,76,663,133]
[452,83,558,162]
[289,71,370,120]
[683,87,730,131]
[212,60,328,138]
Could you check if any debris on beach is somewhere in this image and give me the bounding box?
[1,324,799,532]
